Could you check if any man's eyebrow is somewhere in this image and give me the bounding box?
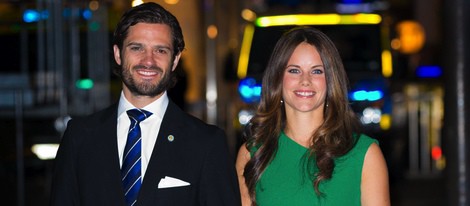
[154,45,172,50]
[125,42,143,47]
[125,42,171,49]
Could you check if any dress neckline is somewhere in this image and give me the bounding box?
[281,131,309,150]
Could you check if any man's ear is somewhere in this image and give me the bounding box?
[171,53,182,71]
[113,45,122,65]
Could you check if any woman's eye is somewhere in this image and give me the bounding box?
[287,68,300,73]
[312,69,323,74]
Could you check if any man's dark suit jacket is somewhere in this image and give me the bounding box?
[50,100,241,205]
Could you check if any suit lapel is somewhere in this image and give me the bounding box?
[137,101,186,204]
[96,104,127,204]
[99,103,121,170]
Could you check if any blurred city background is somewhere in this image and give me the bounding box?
[0,0,468,205]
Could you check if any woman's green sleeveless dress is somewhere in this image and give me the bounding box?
[252,132,377,206]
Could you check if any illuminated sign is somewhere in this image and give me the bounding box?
[238,77,261,103]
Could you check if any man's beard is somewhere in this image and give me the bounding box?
[120,63,174,97]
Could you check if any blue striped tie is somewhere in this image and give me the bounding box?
[122,109,152,206]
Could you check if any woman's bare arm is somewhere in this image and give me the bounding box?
[361,143,391,206]
[235,143,252,206]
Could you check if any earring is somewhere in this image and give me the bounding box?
[280,100,284,104]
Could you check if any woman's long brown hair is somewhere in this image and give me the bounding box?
[243,27,361,205]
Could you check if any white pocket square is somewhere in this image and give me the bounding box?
[158,176,190,189]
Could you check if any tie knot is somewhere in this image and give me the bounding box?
[127,109,152,122]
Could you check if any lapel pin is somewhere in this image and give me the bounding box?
[167,135,175,142]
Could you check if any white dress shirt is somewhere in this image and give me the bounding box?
[117,91,169,180]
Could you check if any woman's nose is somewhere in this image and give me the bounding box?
[300,74,311,86]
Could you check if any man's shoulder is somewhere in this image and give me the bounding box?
[177,111,223,135]
[167,101,221,130]
[68,103,118,126]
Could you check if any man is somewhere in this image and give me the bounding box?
[50,2,241,206]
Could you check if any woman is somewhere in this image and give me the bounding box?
[236,27,390,206]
